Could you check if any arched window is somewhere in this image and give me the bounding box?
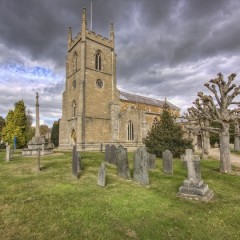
[95,51,101,71]
[73,52,78,72]
[128,120,134,141]
[72,100,77,117]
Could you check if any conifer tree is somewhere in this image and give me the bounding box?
[51,120,59,147]
[143,107,192,157]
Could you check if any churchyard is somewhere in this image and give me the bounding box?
[1,149,240,240]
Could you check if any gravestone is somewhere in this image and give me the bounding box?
[148,153,156,169]
[116,145,130,179]
[162,150,173,174]
[72,145,80,178]
[133,147,149,185]
[110,145,117,165]
[97,163,106,187]
[6,144,11,162]
[193,155,201,180]
[105,144,111,163]
[78,151,82,170]
[177,149,214,202]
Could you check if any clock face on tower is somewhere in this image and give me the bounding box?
[96,79,103,88]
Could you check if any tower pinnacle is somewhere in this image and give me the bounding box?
[110,23,115,46]
[82,7,87,30]
[68,26,72,45]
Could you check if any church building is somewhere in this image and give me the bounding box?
[59,8,180,151]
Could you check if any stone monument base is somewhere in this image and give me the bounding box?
[22,146,53,156]
[177,180,214,202]
[22,136,54,156]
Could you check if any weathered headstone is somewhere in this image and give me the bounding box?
[78,151,82,170]
[133,147,149,185]
[116,145,130,179]
[193,155,201,180]
[100,143,103,153]
[105,144,111,163]
[72,145,80,178]
[97,163,106,187]
[110,145,117,164]
[177,149,214,202]
[162,150,173,174]
[6,144,11,162]
[148,153,156,169]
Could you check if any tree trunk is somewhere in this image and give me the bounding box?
[234,121,240,151]
[201,132,209,159]
[234,136,240,152]
[219,124,231,173]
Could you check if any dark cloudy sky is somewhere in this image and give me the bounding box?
[1,0,240,126]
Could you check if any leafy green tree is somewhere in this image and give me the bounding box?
[2,100,28,148]
[143,108,192,157]
[0,116,6,142]
[40,125,50,137]
[2,110,15,145]
[51,120,59,147]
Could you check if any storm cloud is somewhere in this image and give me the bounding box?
[1,0,240,125]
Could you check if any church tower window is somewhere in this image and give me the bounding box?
[95,51,101,71]
[72,100,77,117]
[128,120,134,141]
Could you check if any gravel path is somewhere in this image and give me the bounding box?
[208,148,240,166]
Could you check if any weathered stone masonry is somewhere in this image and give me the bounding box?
[59,8,180,151]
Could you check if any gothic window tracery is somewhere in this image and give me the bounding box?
[95,50,102,71]
[127,120,134,141]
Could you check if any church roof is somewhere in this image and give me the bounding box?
[119,91,180,111]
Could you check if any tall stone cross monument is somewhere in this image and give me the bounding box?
[35,92,40,137]
[22,92,53,156]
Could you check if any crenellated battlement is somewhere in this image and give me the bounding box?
[68,30,113,50]
[86,30,113,48]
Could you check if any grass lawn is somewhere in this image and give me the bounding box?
[1,149,240,240]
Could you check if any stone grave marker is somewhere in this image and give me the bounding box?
[177,149,214,202]
[110,145,117,164]
[97,163,106,187]
[78,151,82,170]
[116,145,130,179]
[105,144,111,163]
[148,153,156,169]
[133,147,149,185]
[162,150,173,174]
[72,145,80,178]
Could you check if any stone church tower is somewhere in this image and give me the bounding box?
[59,8,180,151]
[59,8,120,150]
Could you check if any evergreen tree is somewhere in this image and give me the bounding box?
[2,100,28,148]
[143,107,192,157]
[51,120,59,147]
